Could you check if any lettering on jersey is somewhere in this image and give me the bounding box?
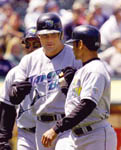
[28,69,62,103]
[29,69,61,88]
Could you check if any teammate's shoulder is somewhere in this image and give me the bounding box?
[6,66,18,77]
[85,59,108,73]
[29,47,43,56]
[3,66,18,84]
[22,47,43,59]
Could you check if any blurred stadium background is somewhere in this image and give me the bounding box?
[1,0,121,149]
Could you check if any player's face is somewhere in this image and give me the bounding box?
[24,38,41,54]
[73,41,83,60]
[38,33,62,53]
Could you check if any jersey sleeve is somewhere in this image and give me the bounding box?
[80,72,106,104]
[0,68,16,106]
[14,55,30,82]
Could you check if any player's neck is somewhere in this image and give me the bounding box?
[82,51,98,63]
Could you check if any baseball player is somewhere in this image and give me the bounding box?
[41,25,117,150]
[9,12,82,150]
[0,27,41,150]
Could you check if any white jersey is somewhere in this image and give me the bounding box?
[0,67,17,106]
[16,94,36,128]
[0,66,36,128]
[65,59,111,127]
[14,45,82,115]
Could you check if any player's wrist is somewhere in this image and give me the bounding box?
[52,125,61,134]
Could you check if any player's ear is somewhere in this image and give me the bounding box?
[78,40,83,50]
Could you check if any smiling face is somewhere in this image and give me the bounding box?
[38,33,63,56]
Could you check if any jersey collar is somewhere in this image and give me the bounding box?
[83,58,100,66]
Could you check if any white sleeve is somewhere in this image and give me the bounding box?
[15,55,30,82]
[80,72,106,104]
[0,68,16,105]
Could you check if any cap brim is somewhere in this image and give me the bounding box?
[36,30,60,35]
[66,39,78,44]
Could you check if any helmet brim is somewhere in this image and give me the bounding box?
[66,39,79,44]
[21,36,38,44]
[36,29,60,35]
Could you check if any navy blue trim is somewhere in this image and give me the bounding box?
[83,58,100,66]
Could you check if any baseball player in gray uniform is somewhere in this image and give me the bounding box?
[0,27,41,150]
[41,25,117,150]
[9,12,82,150]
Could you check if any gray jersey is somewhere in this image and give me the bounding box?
[0,67,36,128]
[0,67,17,106]
[65,59,110,127]
[14,45,82,115]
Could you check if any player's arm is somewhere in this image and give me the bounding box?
[9,80,32,105]
[0,69,16,150]
[41,99,96,147]
[9,56,32,105]
[54,73,105,134]
[0,102,16,150]
[59,66,77,95]
[41,73,105,147]
[53,99,96,133]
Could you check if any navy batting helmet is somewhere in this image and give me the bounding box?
[36,12,63,35]
[66,25,101,51]
[22,27,38,44]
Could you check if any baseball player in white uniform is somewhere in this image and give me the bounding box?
[0,27,41,150]
[41,25,117,150]
[9,13,82,150]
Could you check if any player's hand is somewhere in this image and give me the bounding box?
[62,66,77,86]
[59,66,77,95]
[9,81,32,105]
[41,128,57,147]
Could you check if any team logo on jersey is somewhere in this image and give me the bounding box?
[74,86,82,96]
[72,79,82,96]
